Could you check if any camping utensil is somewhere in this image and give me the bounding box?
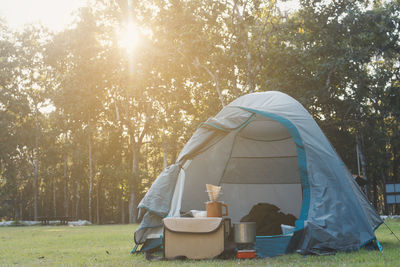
[234,222,256,244]
[190,210,207,218]
[206,201,228,217]
[206,184,221,202]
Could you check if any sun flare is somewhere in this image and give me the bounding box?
[117,22,141,55]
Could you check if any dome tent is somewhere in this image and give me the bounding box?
[134,91,382,257]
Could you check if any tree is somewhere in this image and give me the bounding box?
[48,7,107,222]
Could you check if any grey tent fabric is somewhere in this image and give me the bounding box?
[134,212,163,244]
[134,91,382,255]
[176,127,226,164]
[176,107,252,164]
[138,164,180,218]
[134,164,180,244]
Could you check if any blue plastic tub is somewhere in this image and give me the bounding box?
[255,234,293,258]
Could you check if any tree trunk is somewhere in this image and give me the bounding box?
[356,134,368,196]
[358,135,368,181]
[128,191,136,224]
[88,133,93,222]
[63,153,69,217]
[381,169,388,215]
[392,138,399,181]
[53,171,57,217]
[121,197,125,224]
[128,144,139,224]
[145,143,149,179]
[194,57,225,107]
[33,108,39,221]
[163,135,168,169]
[171,135,178,164]
[75,181,80,220]
[19,192,23,220]
[96,180,100,224]
[372,175,378,210]
[14,197,19,221]
[360,135,370,198]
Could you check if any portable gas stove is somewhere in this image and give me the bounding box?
[236,243,257,259]
[234,222,257,259]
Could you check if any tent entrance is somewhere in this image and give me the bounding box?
[181,114,303,225]
[219,115,302,222]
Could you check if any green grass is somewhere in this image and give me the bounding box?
[0,220,399,266]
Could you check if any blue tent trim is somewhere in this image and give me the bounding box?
[360,236,384,252]
[239,107,310,231]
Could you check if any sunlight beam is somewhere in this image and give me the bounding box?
[117,22,141,55]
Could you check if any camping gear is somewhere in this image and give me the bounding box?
[255,235,293,258]
[205,184,227,217]
[234,222,256,244]
[281,224,295,235]
[206,201,228,217]
[206,184,221,202]
[135,91,383,257]
[234,222,256,259]
[240,203,297,236]
[163,217,225,259]
[190,210,207,218]
[236,250,257,259]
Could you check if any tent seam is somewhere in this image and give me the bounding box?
[217,114,256,186]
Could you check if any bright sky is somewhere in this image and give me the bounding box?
[278,0,300,13]
[0,0,87,32]
[0,0,300,32]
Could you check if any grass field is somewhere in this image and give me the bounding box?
[0,219,399,266]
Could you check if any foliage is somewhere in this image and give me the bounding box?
[1,0,400,221]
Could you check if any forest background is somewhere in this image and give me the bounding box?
[1,0,399,224]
